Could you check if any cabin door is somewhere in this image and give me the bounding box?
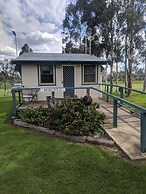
[63,66,75,97]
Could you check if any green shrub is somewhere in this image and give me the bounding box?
[20,97,105,136]
[20,106,49,127]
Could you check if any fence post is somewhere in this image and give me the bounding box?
[106,85,109,102]
[12,89,16,118]
[140,112,146,152]
[113,99,118,128]
[52,91,55,104]
[105,84,106,92]
[87,88,90,96]
[18,90,22,104]
[120,87,123,105]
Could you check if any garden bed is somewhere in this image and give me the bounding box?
[19,96,106,136]
[13,119,114,147]
[16,96,115,147]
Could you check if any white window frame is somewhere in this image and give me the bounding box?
[83,65,97,84]
[39,65,55,85]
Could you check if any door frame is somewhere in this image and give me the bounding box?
[62,65,76,96]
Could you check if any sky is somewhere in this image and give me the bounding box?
[0,0,73,60]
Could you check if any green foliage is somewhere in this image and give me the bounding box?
[20,97,105,136]
[62,0,145,94]
[20,106,49,127]
[62,0,108,56]
[19,43,33,56]
[48,97,105,136]
[62,0,145,60]
[0,59,20,88]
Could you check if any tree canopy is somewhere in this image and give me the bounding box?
[62,0,146,95]
[19,43,33,56]
[0,59,20,93]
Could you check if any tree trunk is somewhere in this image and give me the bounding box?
[4,81,6,96]
[143,59,146,91]
[143,3,146,91]
[126,0,135,97]
[127,58,132,97]
[126,34,133,97]
[116,62,118,92]
[110,17,114,94]
[110,60,113,94]
[125,35,128,90]
[103,63,108,84]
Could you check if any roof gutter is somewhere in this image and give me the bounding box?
[11,60,110,65]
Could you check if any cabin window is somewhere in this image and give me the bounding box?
[39,65,55,85]
[83,65,97,84]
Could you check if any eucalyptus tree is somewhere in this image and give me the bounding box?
[119,0,145,96]
[19,43,33,56]
[62,0,107,55]
[62,0,123,93]
[100,0,123,92]
[62,0,145,96]
[141,2,146,91]
[0,59,17,94]
[142,46,146,91]
[62,2,84,53]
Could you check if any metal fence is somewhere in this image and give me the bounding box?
[99,83,146,103]
[12,86,146,153]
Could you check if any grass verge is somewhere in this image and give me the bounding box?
[0,93,146,194]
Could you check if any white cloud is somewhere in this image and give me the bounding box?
[27,31,60,45]
[0,0,70,59]
[0,46,15,57]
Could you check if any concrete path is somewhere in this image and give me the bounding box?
[96,99,146,160]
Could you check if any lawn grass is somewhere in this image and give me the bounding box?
[1,91,146,193]
[120,81,146,113]
[0,81,12,90]
[102,80,146,113]
[113,80,143,90]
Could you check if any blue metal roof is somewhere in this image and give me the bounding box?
[12,53,109,65]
